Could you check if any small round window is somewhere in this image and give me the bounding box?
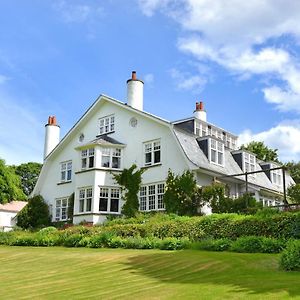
[79,133,85,142]
[130,117,138,128]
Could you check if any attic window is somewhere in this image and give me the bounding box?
[243,152,256,173]
[271,167,282,185]
[99,114,115,135]
[209,138,224,166]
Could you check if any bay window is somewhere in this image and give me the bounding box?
[81,148,94,169]
[79,187,92,213]
[101,148,121,169]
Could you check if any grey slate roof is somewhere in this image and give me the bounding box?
[173,127,294,194]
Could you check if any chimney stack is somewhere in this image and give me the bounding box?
[44,115,60,159]
[127,71,144,111]
[194,101,207,122]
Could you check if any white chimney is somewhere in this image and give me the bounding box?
[44,116,60,159]
[127,71,144,110]
[194,101,207,122]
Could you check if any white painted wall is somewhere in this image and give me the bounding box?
[34,98,190,224]
[0,211,17,231]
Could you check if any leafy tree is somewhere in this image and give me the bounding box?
[287,184,300,203]
[0,159,26,204]
[202,183,262,214]
[241,141,279,162]
[17,195,51,229]
[13,162,42,196]
[112,164,145,218]
[285,161,300,184]
[163,170,202,216]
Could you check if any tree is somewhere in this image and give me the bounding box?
[17,195,51,229]
[285,161,300,184]
[163,170,202,216]
[112,164,145,218]
[287,184,300,203]
[0,159,26,204]
[13,162,42,196]
[241,141,279,162]
[201,183,262,214]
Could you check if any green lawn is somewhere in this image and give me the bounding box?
[0,246,300,299]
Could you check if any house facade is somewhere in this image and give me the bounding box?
[33,71,294,224]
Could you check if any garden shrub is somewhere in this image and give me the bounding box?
[194,239,232,252]
[63,234,85,247]
[280,240,300,271]
[230,236,285,253]
[159,237,191,250]
[39,226,57,234]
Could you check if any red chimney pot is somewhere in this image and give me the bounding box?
[132,71,137,80]
[199,101,204,110]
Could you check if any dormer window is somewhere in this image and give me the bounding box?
[209,138,224,166]
[99,115,115,135]
[271,167,282,185]
[243,152,256,173]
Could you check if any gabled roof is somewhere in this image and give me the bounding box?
[0,201,27,213]
[45,94,171,161]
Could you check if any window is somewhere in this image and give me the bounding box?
[272,168,282,185]
[60,161,72,182]
[243,152,255,173]
[99,115,115,135]
[55,198,70,221]
[139,183,165,211]
[101,148,121,169]
[144,140,161,166]
[209,139,224,166]
[81,148,95,169]
[99,187,120,213]
[78,187,93,213]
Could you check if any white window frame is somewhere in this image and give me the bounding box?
[99,114,115,135]
[81,148,95,170]
[243,152,256,174]
[60,161,72,182]
[78,187,93,213]
[101,147,122,169]
[144,139,161,166]
[271,166,282,185]
[99,187,121,214]
[139,183,165,211]
[208,138,224,166]
[55,197,70,221]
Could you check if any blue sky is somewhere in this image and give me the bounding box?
[1,0,300,164]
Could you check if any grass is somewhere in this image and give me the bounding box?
[0,246,300,299]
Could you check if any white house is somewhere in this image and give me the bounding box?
[0,201,27,231]
[32,71,294,224]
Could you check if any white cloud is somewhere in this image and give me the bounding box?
[138,0,300,113]
[238,121,300,162]
[169,68,207,92]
